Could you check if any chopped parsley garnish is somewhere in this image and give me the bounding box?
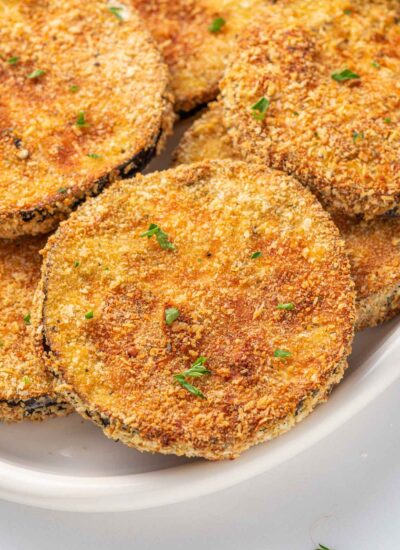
[22,376,31,386]
[208,17,226,33]
[108,6,123,20]
[384,117,392,124]
[141,223,175,250]
[58,187,67,194]
[331,69,360,82]
[371,60,380,69]
[165,307,179,326]
[353,130,364,143]
[277,303,295,310]
[23,313,31,326]
[315,545,332,550]
[85,310,94,319]
[343,8,352,14]
[87,153,102,159]
[8,56,19,65]
[251,251,262,259]
[0,340,4,348]
[28,69,46,79]
[293,111,300,116]
[76,111,88,127]
[69,85,80,93]
[273,348,291,358]
[74,261,80,268]
[174,356,210,399]
[251,97,270,120]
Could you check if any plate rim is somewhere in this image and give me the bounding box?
[0,321,399,512]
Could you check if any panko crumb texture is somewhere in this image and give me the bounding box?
[36,160,355,459]
[131,0,276,113]
[0,236,70,422]
[174,102,400,330]
[0,0,174,238]
[221,0,400,220]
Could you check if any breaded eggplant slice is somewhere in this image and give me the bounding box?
[35,160,355,460]
[336,217,400,331]
[0,0,174,238]
[174,103,400,330]
[131,0,276,113]
[0,236,71,422]
[221,0,400,220]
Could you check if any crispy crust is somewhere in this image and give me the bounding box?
[35,160,355,459]
[0,0,174,238]
[336,216,400,331]
[131,0,276,113]
[220,0,400,219]
[174,103,400,330]
[0,236,71,422]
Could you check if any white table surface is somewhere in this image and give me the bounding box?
[0,374,398,549]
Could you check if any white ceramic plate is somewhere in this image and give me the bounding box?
[1,124,399,512]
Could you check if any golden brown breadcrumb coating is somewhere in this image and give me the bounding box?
[221,0,400,219]
[336,216,400,331]
[0,236,70,422]
[35,160,355,459]
[0,0,174,238]
[174,103,400,330]
[131,0,276,113]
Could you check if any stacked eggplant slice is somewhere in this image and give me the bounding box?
[0,0,399,461]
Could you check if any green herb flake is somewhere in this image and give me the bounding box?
[23,313,31,326]
[165,307,179,326]
[353,130,365,143]
[108,6,123,20]
[174,356,210,398]
[331,68,360,82]
[273,348,292,359]
[58,187,67,194]
[277,303,295,311]
[8,56,20,65]
[251,251,262,259]
[208,17,226,33]
[76,111,88,127]
[28,69,46,79]
[343,8,352,14]
[251,96,270,121]
[0,340,4,348]
[384,117,392,124]
[371,60,380,69]
[73,261,80,268]
[87,153,102,159]
[141,223,175,251]
[69,84,80,93]
[22,376,31,386]
[85,310,94,319]
[315,545,332,550]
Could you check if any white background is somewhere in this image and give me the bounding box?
[0,378,398,549]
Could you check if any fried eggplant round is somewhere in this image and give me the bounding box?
[336,217,400,331]
[221,0,400,219]
[174,103,400,330]
[35,160,355,460]
[0,236,71,422]
[131,0,275,113]
[0,0,174,238]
